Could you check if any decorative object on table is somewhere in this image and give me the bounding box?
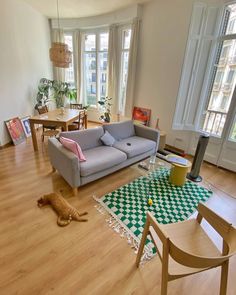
[94,167,212,261]
[5,117,26,145]
[34,78,77,109]
[49,0,72,68]
[20,116,31,137]
[136,203,236,295]
[37,192,88,226]
[98,96,112,123]
[132,106,151,126]
[154,117,167,151]
[187,133,209,182]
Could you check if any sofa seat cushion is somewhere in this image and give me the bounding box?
[80,146,127,177]
[113,136,156,159]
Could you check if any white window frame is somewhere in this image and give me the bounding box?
[81,28,109,108]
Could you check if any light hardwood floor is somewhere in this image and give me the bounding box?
[0,127,236,295]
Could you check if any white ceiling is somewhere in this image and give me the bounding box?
[22,0,151,18]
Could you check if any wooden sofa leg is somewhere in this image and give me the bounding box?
[52,166,56,173]
[72,187,78,197]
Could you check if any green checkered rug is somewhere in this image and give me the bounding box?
[94,167,212,261]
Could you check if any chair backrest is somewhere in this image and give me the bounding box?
[36,105,48,114]
[70,103,83,110]
[78,110,86,130]
[197,202,236,254]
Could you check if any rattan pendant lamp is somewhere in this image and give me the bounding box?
[49,0,72,68]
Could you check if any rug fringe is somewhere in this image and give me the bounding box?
[93,195,155,263]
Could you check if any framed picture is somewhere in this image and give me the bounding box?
[132,106,151,126]
[20,116,31,137]
[5,117,26,145]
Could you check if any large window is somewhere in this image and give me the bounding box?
[118,28,131,113]
[82,31,108,107]
[202,5,236,137]
[64,33,75,86]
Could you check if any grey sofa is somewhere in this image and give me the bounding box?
[48,120,159,193]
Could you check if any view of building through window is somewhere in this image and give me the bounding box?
[83,32,108,106]
[203,4,236,138]
[119,28,131,113]
[64,34,75,86]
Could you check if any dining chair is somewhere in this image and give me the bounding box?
[70,103,83,110]
[36,105,60,141]
[68,110,86,131]
[136,202,236,295]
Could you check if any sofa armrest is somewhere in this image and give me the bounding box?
[48,138,81,188]
[134,124,160,152]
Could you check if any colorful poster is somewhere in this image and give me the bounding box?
[21,116,31,137]
[5,117,26,145]
[132,107,151,126]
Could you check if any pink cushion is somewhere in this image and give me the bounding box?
[60,137,86,162]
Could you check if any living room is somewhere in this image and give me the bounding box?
[1,0,236,294]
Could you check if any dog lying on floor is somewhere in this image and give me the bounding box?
[37,193,88,226]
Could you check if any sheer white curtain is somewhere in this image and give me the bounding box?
[51,29,65,82]
[124,18,140,117]
[107,25,119,115]
[73,30,82,103]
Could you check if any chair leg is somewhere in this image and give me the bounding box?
[72,187,78,197]
[220,261,229,295]
[136,218,150,267]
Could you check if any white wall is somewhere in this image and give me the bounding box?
[0,0,52,146]
[134,0,223,152]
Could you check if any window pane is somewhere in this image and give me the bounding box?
[84,53,97,106]
[64,34,75,85]
[119,51,129,112]
[85,34,96,51]
[203,39,236,136]
[123,29,131,49]
[100,33,108,51]
[225,5,236,35]
[99,52,108,97]
[229,116,236,141]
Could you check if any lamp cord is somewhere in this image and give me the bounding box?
[56,0,61,39]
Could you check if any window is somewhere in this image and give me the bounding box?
[202,5,236,136]
[82,31,108,107]
[226,69,235,83]
[118,28,131,114]
[64,33,75,85]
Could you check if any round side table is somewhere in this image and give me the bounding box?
[167,156,192,186]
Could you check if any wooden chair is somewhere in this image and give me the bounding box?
[136,202,236,295]
[70,103,83,110]
[68,110,86,131]
[36,105,60,141]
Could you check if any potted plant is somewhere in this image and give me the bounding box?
[98,96,112,123]
[34,78,53,109]
[51,80,77,108]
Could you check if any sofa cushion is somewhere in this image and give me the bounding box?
[60,127,104,150]
[100,130,116,146]
[113,136,156,158]
[103,120,135,140]
[80,146,127,177]
[60,136,86,162]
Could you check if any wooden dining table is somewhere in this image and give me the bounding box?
[29,108,87,151]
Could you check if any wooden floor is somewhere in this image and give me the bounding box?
[0,127,236,295]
